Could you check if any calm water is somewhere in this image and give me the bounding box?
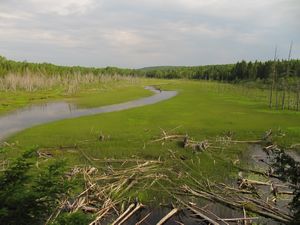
[0,86,177,141]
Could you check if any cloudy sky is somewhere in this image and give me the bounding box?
[0,0,299,68]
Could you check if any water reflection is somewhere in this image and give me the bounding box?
[268,147,300,224]
[247,144,300,224]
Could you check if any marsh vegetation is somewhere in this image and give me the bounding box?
[0,56,300,224]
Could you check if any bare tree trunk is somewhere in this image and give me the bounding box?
[285,40,293,111]
[287,87,290,110]
[281,80,286,110]
[269,83,273,108]
[275,80,279,110]
[269,47,277,109]
[297,82,300,111]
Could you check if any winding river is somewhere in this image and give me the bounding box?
[0,86,177,141]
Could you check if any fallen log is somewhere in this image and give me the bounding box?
[118,203,144,225]
[218,217,259,222]
[238,178,271,187]
[89,207,111,225]
[37,151,53,158]
[184,140,209,152]
[236,167,281,179]
[187,205,220,225]
[89,201,117,225]
[189,204,229,225]
[135,212,151,225]
[82,206,98,213]
[229,140,263,144]
[290,143,300,148]
[111,203,135,225]
[156,208,179,225]
[151,135,186,143]
[181,185,293,223]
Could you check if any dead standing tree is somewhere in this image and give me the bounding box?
[282,41,293,110]
[297,81,300,111]
[269,46,277,109]
[281,78,286,110]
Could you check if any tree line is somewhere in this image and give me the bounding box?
[0,56,138,77]
[141,60,300,82]
[142,60,300,111]
[1,55,300,82]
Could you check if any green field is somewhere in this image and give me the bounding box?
[7,80,300,150]
[3,80,300,179]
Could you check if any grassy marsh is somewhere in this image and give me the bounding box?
[1,79,300,224]
[3,80,300,179]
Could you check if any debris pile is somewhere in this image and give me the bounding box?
[151,128,210,152]
[46,160,167,225]
[43,128,300,224]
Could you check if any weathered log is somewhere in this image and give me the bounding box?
[118,203,144,225]
[82,206,98,213]
[135,212,151,225]
[151,135,186,143]
[156,208,179,225]
[187,205,220,225]
[111,203,135,225]
[218,217,259,222]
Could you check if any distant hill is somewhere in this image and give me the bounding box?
[139,66,186,71]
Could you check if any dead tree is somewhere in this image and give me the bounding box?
[282,40,293,110]
[279,41,294,111]
[269,46,277,109]
[275,77,279,110]
[281,78,286,110]
[297,81,300,111]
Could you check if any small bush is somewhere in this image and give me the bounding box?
[0,148,71,225]
[52,212,94,225]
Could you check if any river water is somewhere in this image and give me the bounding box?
[0,86,177,141]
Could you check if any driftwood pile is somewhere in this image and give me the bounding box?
[43,129,299,224]
[151,128,210,152]
[37,150,53,159]
[46,160,170,225]
[174,140,297,224]
[151,128,274,153]
[179,182,293,224]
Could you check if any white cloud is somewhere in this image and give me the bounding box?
[29,0,96,15]
[0,0,298,67]
[160,21,264,46]
[0,28,82,48]
[0,12,32,20]
[102,30,143,48]
[166,21,231,38]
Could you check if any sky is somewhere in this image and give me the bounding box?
[0,0,299,68]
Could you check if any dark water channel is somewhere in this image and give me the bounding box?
[241,144,300,224]
[0,86,177,141]
[134,145,299,225]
